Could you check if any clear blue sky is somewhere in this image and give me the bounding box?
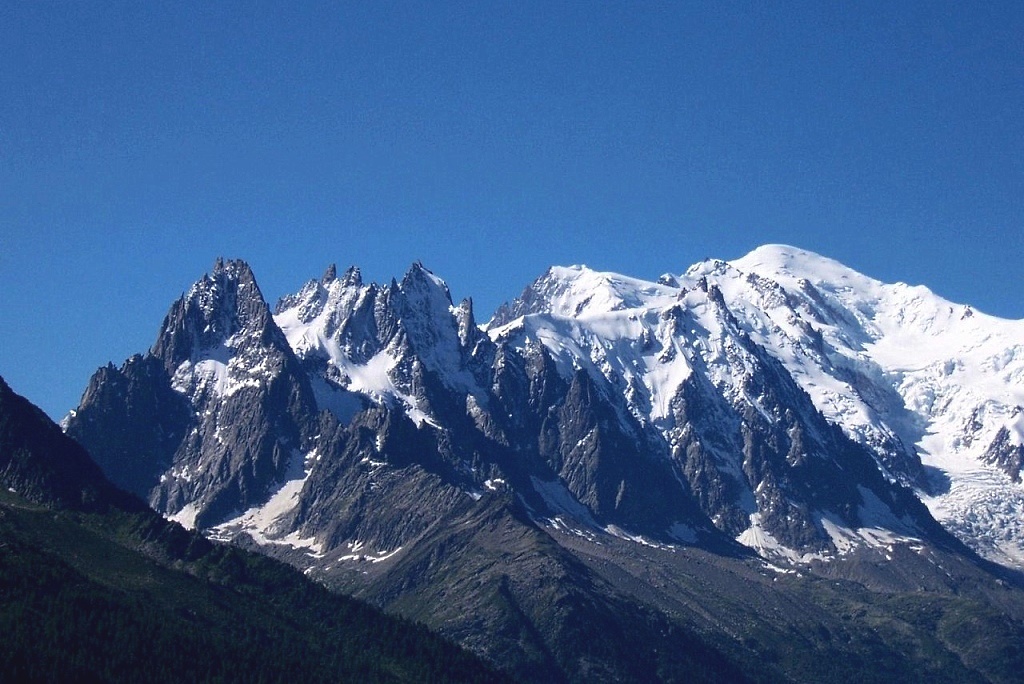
[2,2,1022,419]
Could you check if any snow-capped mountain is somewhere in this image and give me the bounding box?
[272,261,490,427]
[488,245,1024,566]
[62,248,1024,681]
[726,246,1024,566]
[66,247,1024,569]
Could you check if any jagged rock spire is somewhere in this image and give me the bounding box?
[341,265,362,287]
[151,257,270,374]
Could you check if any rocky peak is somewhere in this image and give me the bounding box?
[393,263,461,360]
[399,261,453,305]
[455,298,480,348]
[73,259,320,530]
[340,265,362,288]
[486,267,570,327]
[151,258,277,375]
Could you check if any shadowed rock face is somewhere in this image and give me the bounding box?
[984,426,1024,482]
[0,376,145,513]
[65,354,190,500]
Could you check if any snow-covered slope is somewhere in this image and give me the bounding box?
[729,245,1024,566]
[273,262,488,429]
[489,245,1024,567]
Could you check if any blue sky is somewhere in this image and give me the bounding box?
[2,2,1022,419]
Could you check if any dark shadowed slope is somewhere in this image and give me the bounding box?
[0,375,511,683]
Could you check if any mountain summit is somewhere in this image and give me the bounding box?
[68,258,319,529]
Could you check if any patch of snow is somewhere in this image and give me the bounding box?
[337,540,403,563]
[169,331,278,402]
[546,516,602,543]
[530,476,601,529]
[736,513,828,564]
[818,514,918,558]
[168,503,201,530]
[207,449,324,557]
[405,404,440,429]
[604,524,677,550]
[309,376,364,423]
[667,522,698,544]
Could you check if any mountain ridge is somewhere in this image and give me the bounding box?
[65,247,1024,565]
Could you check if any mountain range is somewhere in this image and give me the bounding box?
[60,246,1024,682]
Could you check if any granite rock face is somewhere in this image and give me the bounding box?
[67,258,319,529]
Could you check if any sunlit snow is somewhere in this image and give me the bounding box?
[207,449,325,557]
[490,246,1024,565]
